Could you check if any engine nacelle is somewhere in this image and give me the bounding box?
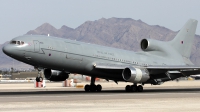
[122,67,150,83]
[140,39,165,52]
[44,69,69,81]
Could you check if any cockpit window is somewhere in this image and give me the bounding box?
[10,40,25,45]
[10,41,17,44]
[17,41,20,45]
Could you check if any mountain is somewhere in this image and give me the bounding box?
[1,17,200,69]
[27,18,178,51]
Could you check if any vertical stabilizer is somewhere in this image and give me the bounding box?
[170,19,198,58]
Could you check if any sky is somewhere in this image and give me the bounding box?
[0,0,200,44]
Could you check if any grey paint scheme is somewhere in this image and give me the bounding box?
[2,19,200,84]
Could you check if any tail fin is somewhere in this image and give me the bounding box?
[170,19,198,58]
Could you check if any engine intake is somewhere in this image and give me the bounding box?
[122,67,150,83]
[44,69,69,81]
[140,39,165,51]
[141,39,148,50]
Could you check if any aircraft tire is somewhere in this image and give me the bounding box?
[36,77,40,82]
[137,85,143,92]
[96,84,102,92]
[125,85,131,92]
[39,77,43,82]
[130,85,137,92]
[84,84,90,92]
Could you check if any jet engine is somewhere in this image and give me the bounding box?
[122,67,150,83]
[44,69,69,81]
[140,39,165,52]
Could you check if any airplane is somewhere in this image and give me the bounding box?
[2,19,200,92]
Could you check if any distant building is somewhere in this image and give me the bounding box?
[12,71,37,80]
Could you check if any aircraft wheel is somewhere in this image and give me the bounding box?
[96,84,102,92]
[131,85,137,92]
[137,85,143,92]
[84,84,90,92]
[39,77,43,82]
[125,85,131,92]
[36,77,40,82]
[90,85,97,92]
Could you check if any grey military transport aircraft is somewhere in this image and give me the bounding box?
[2,19,200,92]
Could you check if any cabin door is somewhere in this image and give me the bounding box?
[33,40,40,52]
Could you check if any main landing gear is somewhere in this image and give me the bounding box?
[125,84,143,92]
[84,76,102,92]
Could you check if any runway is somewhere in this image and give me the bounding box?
[0,81,200,112]
[0,87,200,102]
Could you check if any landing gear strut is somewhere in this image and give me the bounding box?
[125,84,143,92]
[35,68,43,82]
[84,76,102,92]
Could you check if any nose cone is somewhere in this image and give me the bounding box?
[2,45,12,56]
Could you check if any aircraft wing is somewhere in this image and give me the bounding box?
[94,63,200,70]
[94,63,200,77]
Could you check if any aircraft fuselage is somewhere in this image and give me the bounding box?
[3,35,185,80]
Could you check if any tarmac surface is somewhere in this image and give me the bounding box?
[0,81,200,112]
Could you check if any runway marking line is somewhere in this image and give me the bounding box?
[0,94,154,99]
[0,92,198,99]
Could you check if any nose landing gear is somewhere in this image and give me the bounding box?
[35,68,43,82]
[36,76,43,82]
